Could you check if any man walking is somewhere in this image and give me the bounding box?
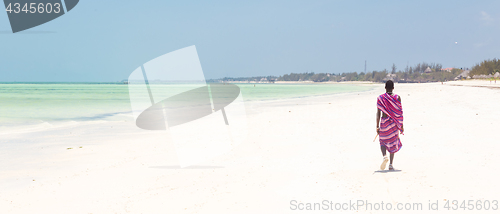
[376,80,404,170]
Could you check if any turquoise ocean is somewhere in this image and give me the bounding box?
[0,83,373,127]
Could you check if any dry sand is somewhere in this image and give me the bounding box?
[1,80,499,213]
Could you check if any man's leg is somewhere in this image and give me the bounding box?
[380,145,387,156]
[388,153,395,170]
[380,145,389,170]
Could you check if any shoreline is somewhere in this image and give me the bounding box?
[0,79,494,86]
[225,79,500,84]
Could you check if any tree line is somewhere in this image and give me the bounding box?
[211,59,499,83]
[469,58,500,76]
[276,62,458,82]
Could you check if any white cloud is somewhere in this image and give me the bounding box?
[474,42,485,48]
[480,11,492,20]
[480,11,494,24]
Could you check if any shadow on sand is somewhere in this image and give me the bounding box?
[150,165,225,169]
[373,169,402,174]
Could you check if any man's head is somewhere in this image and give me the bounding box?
[385,80,394,91]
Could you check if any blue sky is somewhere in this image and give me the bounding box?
[0,0,499,82]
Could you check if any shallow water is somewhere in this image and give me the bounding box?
[0,83,373,127]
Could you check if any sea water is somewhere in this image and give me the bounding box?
[0,83,373,127]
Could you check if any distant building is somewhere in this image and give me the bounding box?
[455,70,470,80]
[424,67,432,73]
[384,73,397,81]
[442,67,454,72]
[472,74,493,79]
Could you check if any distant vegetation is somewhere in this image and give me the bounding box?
[287,62,465,83]
[469,58,500,76]
[213,62,462,83]
[208,76,278,83]
[210,59,499,83]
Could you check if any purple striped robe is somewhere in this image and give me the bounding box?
[377,93,403,153]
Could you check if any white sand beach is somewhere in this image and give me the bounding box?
[1,80,500,213]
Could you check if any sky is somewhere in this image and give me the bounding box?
[0,0,499,82]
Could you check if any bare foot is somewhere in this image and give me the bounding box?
[380,156,388,170]
[389,164,394,170]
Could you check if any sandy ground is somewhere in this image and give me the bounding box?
[1,80,500,213]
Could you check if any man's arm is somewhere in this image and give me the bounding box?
[376,108,381,134]
[398,96,404,133]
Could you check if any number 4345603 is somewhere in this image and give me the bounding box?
[5,3,61,14]
[444,200,498,210]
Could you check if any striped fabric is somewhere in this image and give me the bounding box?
[377,93,403,153]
